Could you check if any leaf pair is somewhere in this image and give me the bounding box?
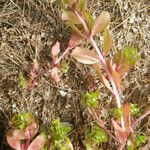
[6,113,49,150]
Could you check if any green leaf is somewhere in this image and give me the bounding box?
[84,124,108,145]
[50,118,71,141]
[130,103,140,116]
[76,0,87,10]
[136,133,148,147]
[83,10,94,29]
[91,11,110,37]
[18,74,27,89]
[111,108,122,119]
[11,112,35,130]
[82,91,99,107]
[103,29,112,54]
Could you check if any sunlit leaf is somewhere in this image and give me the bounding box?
[103,29,112,54]
[71,47,99,64]
[113,47,140,77]
[92,64,112,91]
[62,10,80,24]
[51,41,60,58]
[91,11,110,37]
[51,67,60,83]
[27,133,49,150]
[68,33,83,48]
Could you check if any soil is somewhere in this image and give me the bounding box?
[0,0,149,150]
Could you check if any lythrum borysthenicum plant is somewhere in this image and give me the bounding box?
[6,113,73,150]
[49,0,150,149]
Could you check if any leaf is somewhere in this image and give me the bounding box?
[66,21,84,37]
[82,91,99,108]
[106,59,121,92]
[76,0,87,10]
[113,47,140,77]
[51,41,60,57]
[103,29,112,54]
[71,47,99,64]
[92,64,112,92]
[83,9,94,29]
[62,10,80,24]
[51,67,60,83]
[6,129,21,150]
[27,133,49,150]
[24,122,39,139]
[91,11,110,37]
[68,33,83,48]
[122,103,132,135]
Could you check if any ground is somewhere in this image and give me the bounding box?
[0,0,149,149]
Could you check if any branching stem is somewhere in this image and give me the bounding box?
[75,11,125,130]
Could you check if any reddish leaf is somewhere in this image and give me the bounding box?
[6,129,21,150]
[27,133,49,150]
[71,47,99,64]
[92,64,112,92]
[122,103,132,135]
[24,122,39,139]
[51,67,60,83]
[91,11,110,37]
[51,41,60,57]
[103,29,112,54]
[112,120,127,144]
[68,33,83,48]
[106,58,121,92]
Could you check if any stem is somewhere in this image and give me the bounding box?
[89,37,125,130]
[75,11,125,130]
[132,110,150,128]
[74,11,89,34]
[55,47,71,64]
[88,107,119,142]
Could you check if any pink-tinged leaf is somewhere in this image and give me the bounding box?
[27,133,49,150]
[6,129,21,150]
[91,11,110,37]
[103,29,112,54]
[112,120,127,144]
[71,47,99,64]
[13,129,26,140]
[92,64,112,92]
[122,103,132,134]
[51,67,60,83]
[68,33,83,48]
[106,58,121,92]
[24,122,39,139]
[51,41,60,57]
[62,11,80,24]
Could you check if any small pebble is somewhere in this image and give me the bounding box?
[59,90,67,97]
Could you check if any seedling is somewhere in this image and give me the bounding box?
[50,118,74,150]
[51,0,150,149]
[6,112,49,150]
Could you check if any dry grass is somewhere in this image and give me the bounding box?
[0,0,149,149]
